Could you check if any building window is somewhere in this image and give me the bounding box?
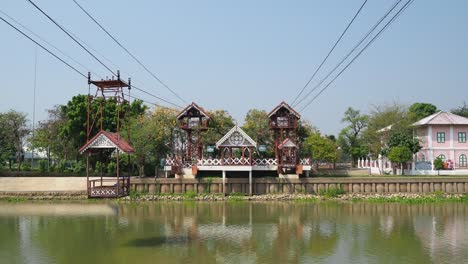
[420,154,425,162]
[438,154,446,161]
[458,132,467,143]
[460,154,467,168]
[436,132,445,143]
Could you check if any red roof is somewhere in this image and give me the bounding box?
[79,130,135,154]
[268,101,301,119]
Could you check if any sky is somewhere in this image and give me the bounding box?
[1,0,467,136]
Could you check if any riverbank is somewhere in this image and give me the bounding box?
[2,191,467,204]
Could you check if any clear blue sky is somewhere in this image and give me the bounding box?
[1,0,467,136]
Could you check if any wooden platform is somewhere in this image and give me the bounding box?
[88,178,130,198]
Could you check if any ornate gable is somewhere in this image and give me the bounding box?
[176,102,211,120]
[268,101,301,119]
[79,130,134,154]
[216,125,257,148]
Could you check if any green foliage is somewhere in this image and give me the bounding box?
[6,197,27,203]
[39,160,48,174]
[433,157,444,171]
[95,161,103,174]
[129,189,147,199]
[305,132,339,165]
[183,191,198,199]
[201,110,235,146]
[451,101,468,118]
[204,177,213,193]
[338,107,369,166]
[242,109,272,157]
[387,132,421,154]
[387,146,412,164]
[318,187,345,198]
[0,110,30,171]
[21,163,31,171]
[107,161,117,174]
[72,161,86,174]
[408,102,438,122]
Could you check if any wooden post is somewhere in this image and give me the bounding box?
[86,153,90,197]
[249,170,252,196]
[222,170,226,195]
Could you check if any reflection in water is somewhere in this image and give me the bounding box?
[0,202,467,264]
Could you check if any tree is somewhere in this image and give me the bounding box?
[242,109,272,156]
[407,102,438,122]
[361,102,409,157]
[433,157,444,175]
[305,132,339,169]
[201,110,235,146]
[338,107,369,167]
[387,146,412,174]
[0,110,30,171]
[130,107,177,176]
[451,102,468,118]
[386,132,421,154]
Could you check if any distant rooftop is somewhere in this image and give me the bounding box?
[412,111,468,126]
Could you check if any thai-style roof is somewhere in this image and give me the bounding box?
[177,102,211,120]
[79,130,135,154]
[268,101,301,119]
[412,111,468,126]
[278,138,297,149]
[216,125,257,148]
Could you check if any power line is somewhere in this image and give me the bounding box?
[291,0,368,106]
[129,94,179,112]
[26,0,117,76]
[25,0,182,109]
[299,0,415,113]
[294,0,403,108]
[71,0,188,105]
[132,85,183,109]
[0,8,103,79]
[0,14,87,78]
[0,13,181,110]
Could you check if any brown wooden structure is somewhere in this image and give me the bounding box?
[80,71,134,198]
[177,102,210,162]
[268,102,301,173]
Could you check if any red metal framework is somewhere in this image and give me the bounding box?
[80,71,134,198]
[268,102,301,173]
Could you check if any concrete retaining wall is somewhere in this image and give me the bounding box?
[2,176,468,195]
[131,177,468,194]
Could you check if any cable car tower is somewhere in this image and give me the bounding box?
[79,71,134,198]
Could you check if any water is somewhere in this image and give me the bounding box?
[0,201,467,264]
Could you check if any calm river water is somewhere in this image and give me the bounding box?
[0,201,467,264]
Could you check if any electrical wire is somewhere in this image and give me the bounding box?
[291,0,369,106]
[299,0,415,113]
[71,0,188,105]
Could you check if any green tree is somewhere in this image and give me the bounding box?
[0,110,30,171]
[433,156,444,175]
[201,110,235,146]
[407,102,438,122]
[451,102,468,118]
[338,107,369,166]
[242,109,271,156]
[305,132,339,169]
[131,107,177,176]
[386,132,421,154]
[387,146,412,174]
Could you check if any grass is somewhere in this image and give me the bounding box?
[318,187,345,198]
[4,197,27,203]
[350,193,468,204]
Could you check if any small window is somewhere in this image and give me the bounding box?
[436,132,445,143]
[458,132,466,143]
[420,154,425,162]
[460,154,467,167]
[438,154,446,161]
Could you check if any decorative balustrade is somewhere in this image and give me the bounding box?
[253,158,278,166]
[166,157,311,167]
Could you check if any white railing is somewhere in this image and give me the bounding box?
[299,158,312,165]
[253,158,278,166]
[197,158,222,166]
[223,157,251,165]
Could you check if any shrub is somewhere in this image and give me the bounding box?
[107,161,117,174]
[318,186,345,198]
[95,161,103,174]
[39,160,48,174]
[184,191,198,199]
[21,163,31,171]
[72,161,86,174]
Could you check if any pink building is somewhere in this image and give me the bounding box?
[413,111,468,169]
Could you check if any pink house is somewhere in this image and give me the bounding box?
[413,111,468,169]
